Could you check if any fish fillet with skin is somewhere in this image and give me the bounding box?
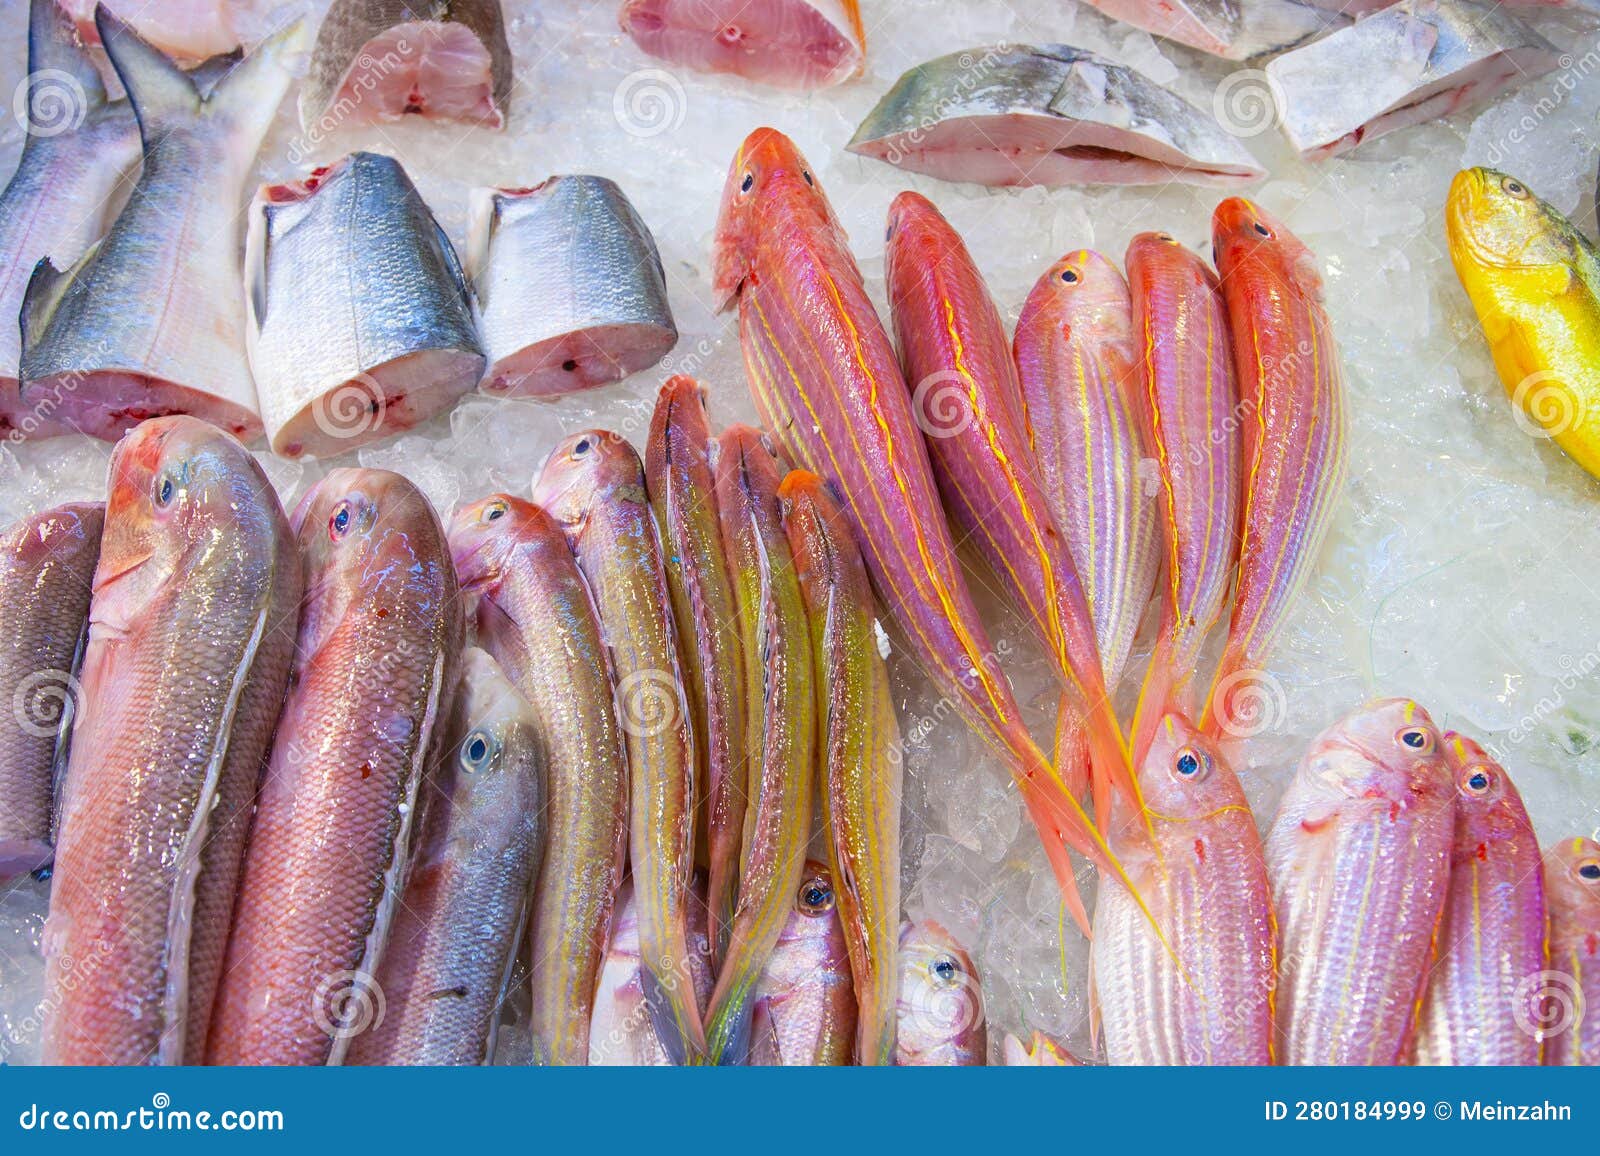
[1077,0,1341,60]
[300,0,513,130]
[469,177,677,399]
[533,431,703,1064]
[347,648,546,1067]
[209,469,462,1066]
[450,495,629,1067]
[19,10,305,443]
[1542,837,1600,1066]
[42,416,301,1066]
[0,0,139,441]
[1266,698,1455,1066]
[747,862,857,1066]
[246,151,485,459]
[1266,0,1560,160]
[0,502,103,882]
[620,0,865,90]
[848,45,1265,188]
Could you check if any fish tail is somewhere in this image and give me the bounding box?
[1079,689,1140,836]
[639,962,706,1066]
[1129,628,1179,764]
[1198,644,1245,739]
[29,0,107,110]
[702,962,763,1065]
[1050,693,1089,802]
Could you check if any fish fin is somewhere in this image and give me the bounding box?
[187,48,246,98]
[244,198,271,333]
[196,16,309,145]
[1129,631,1177,764]
[1016,779,1091,937]
[1051,693,1089,802]
[1086,946,1102,1053]
[18,251,89,367]
[640,965,698,1066]
[27,0,107,111]
[94,6,202,140]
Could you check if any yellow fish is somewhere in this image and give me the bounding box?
[1446,167,1600,479]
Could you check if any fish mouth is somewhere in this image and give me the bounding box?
[91,548,154,596]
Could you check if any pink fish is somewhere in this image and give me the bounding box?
[1266,698,1454,1065]
[619,0,865,90]
[1203,199,1347,740]
[747,861,858,1066]
[1123,232,1240,759]
[1414,733,1545,1065]
[1542,836,1600,1066]
[895,920,986,1066]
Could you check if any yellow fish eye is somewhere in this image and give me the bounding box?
[1500,175,1529,200]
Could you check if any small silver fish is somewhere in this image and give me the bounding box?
[0,0,139,440]
[1078,0,1341,61]
[347,648,547,1067]
[19,9,306,443]
[468,176,677,398]
[300,0,513,130]
[1266,0,1560,159]
[245,151,484,459]
[848,44,1265,188]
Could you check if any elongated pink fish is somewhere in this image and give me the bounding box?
[713,126,1134,930]
[533,431,703,1063]
[1542,836,1600,1066]
[1092,712,1272,1064]
[1203,200,1347,739]
[1123,233,1240,760]
[1012,247,1160,788]
[886,193,1135,828]
[1267,698,1454,1065]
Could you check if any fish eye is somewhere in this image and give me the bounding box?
[481,499,509,525]
[1397,726,1434,753]
[802,170,814,187]
[460,728,496,773]
[1577,858,1600,882]
[572,436,592,458]
[1156,232,1176,243]
[1172,746,1208,781]
[329,500,354,539]
[797,874,833,914]
[1060,267,1079,284]
[1251,221,1272,238]
[740,171,754,194]
[929,954,961,986]
[1501,176,1528,199]
[152,470,178,509]
[1461,766,1494,794]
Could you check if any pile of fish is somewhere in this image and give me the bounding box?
[1,0,678,457]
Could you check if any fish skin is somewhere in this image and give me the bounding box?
[1092,713,1273,1065]
[347,648,546,1067]
[748,861,857,1065]
[895,920,986,1065]
[209,468,462,1066]
[1002,1031,1080,1065]
[1266,0,1560,160]
[245,151,484,459]
[300,0,513,130]
[1123,233,1239,759]
[714,127,1133,932]
[0,502,102,881]
[1414,733,1544,1065]
[588,877,715,1066]
[0,0,139,438]
[42,416,301,1065]
[619,0,865,90]
[468,177,677,398]
[703,425,816,1065]
[1446,168,1600,482]
[1542,837,1600,1066]
[449,495,629,1067]
[886,193,1134,828]
[532,431,703,1063]
[18,10,305,443]
[1202,199,1347,741]
[645,377,746,964]
[1077,0,1341,61]
[1266,698,1455,1066]
[846,44,1265,188]
[780,472,899,1066]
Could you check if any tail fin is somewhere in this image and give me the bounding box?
[28,0,108,112]
[1129,629,1179,766]
[96,5,305,151]
[1050,692,1089,801]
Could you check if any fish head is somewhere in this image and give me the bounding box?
[98,416,275,619]
[883,190,961,282]
[712,127,840,311]
[1300,697,1450,809]
[1544,836,1600,917]
[1135,711,1242,822]
[1036,246,1132,336]
[446,647,541,806]
[1445,168,1578,272]
[895,919,985,1064]
[1212,197,1324,302]
[1442,731,1534,850]
[531,430,644,530]
[787,859,838,934]
[290,468,445,651]
[447,493,559,594]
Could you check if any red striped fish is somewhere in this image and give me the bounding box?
[712,126,1132,929]
[1012,247,1160,790]
[1124,232,1240,758]
[886,193,1135,829]
[1414,732,1545,1065]
[1203,200,1347,739]
[1542,836,1600,1066]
